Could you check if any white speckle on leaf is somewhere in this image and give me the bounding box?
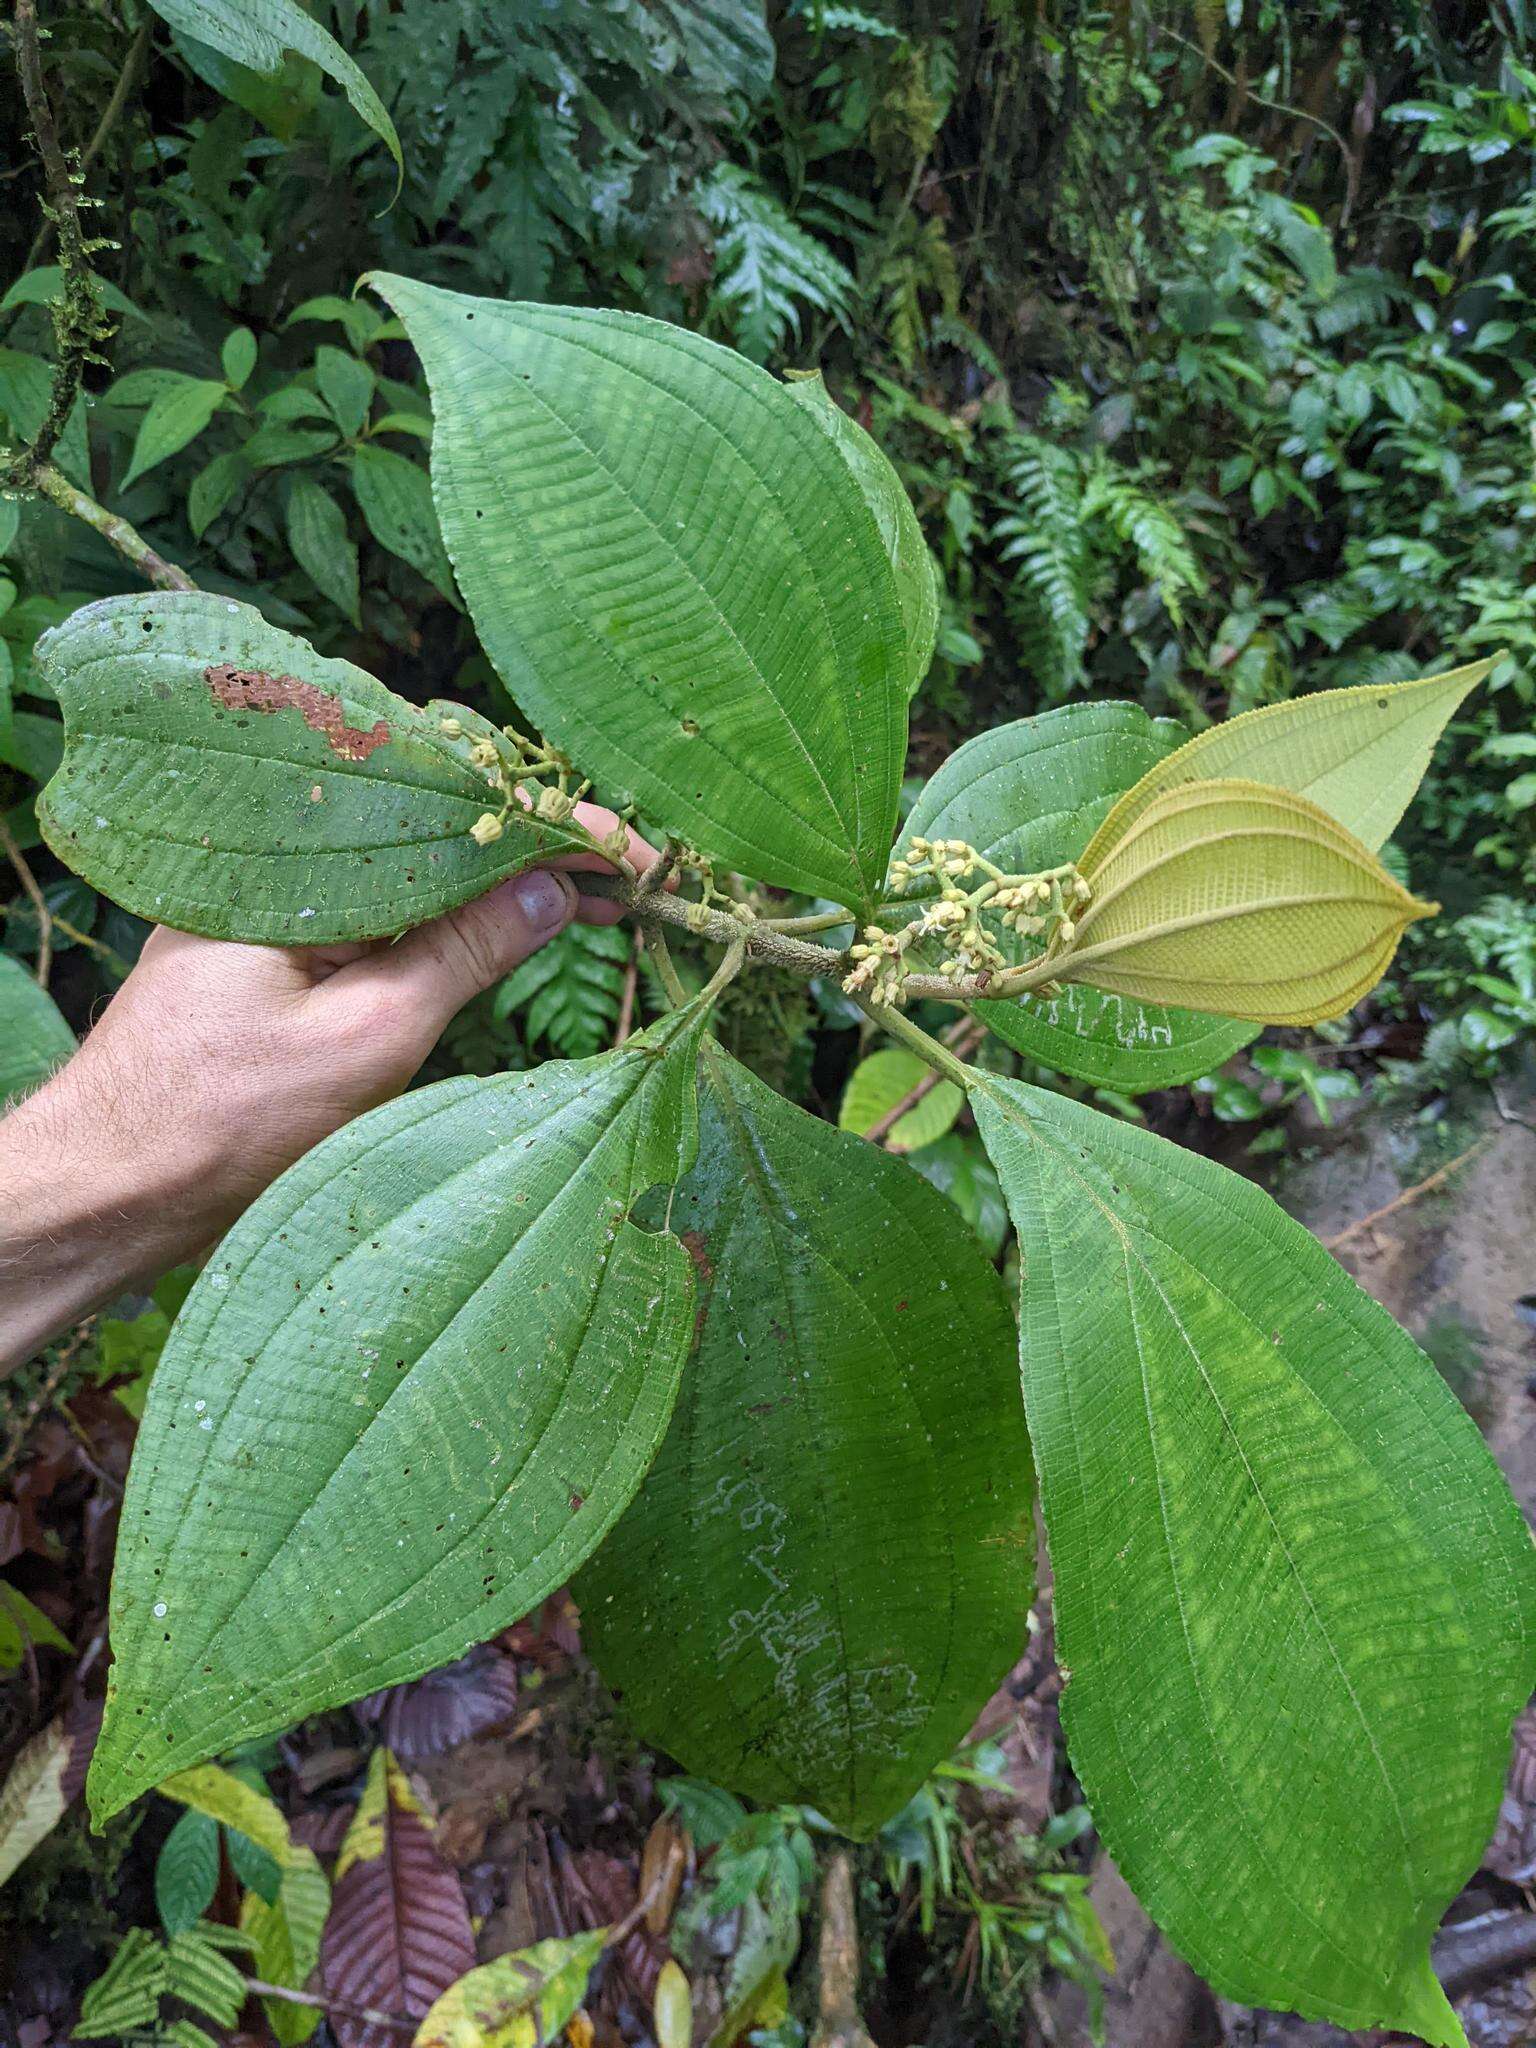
[153,1601,167,1617]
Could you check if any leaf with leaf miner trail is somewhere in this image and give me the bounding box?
[36,592,588,945]
[968,1070,1536,2044]
[320,1748,474,2048]
[88,1008,708,1823]
[1058,777,1434,1025]
[580,1046,1033,1838]
[367,276,921,913]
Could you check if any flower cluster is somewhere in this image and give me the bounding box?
[843,835,1091,1006]
[439,716,591,848]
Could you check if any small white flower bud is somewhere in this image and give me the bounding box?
[470,812,504,846]
[438,716,464,738]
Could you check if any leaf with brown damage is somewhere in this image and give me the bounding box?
[203,663,392,762]
[35,591,590,944]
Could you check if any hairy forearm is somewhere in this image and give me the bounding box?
[0,1055,227,1376]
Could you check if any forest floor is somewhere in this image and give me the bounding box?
[2,1073,1534,2048]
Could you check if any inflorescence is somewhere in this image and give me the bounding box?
[842,836,1090,1006]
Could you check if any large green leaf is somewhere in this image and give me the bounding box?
[903,704,1252,1089]
[0,952,74,1106]
[1080,658,1492,870]
[786,372,938,701]
[579,1048,1033,1836]
[367,278,920,912]
[145,0,401,188]
[34,592,587,945]
[88,1011,709,1824]
[968,1071,1536,2043]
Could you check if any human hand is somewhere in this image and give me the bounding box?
[0,802,663,1373]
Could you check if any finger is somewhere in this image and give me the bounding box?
[330,868,577,1037]
[549,801,674,924]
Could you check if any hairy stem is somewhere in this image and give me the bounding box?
[31,462,196,590]
[643,922,691,1009]
[863,1019,984,1145]
[578,868,849,980]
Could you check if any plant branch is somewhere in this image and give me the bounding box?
[0,815,52,986]
[1324,1137,1491,1253]
[863,1019,984,1146]
[243,1978,415,2036]
[578,869,850,981]
[31,462,196,590]
[5,0,108,488]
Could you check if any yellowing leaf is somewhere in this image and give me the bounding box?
[161,1760,328,2043]
[160,1764,291,1862]
[0,1717,73,1888]
[240,1839,329,2045]
[1057,778,1434,1026]
[412,1929,607,2048]
[654,1959,692,2048]
[1080,657,1492,869]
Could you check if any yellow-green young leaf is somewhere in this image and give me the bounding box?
[837,1046,962,1151]
[87,1011,707,1824]
[366,277,921,912]
[654,1959,692,2048]
[1080,657,1491,869]
[968,1073,1536,2045]
[902,703,1254,1091]
[1058,778,1434,1026]
[413,1929,607,2048]
[35,592,588,944]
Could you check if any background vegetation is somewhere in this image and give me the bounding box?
[3,2,1535,2042]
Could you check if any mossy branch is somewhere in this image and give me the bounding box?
[4,0,114,491]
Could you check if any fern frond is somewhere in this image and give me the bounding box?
[876,214,959,368]
[1081,463,1206,625]
[927,311,1004,380]
[495,921,635,1058]
[993,433,1092,701]
[698,164,857,361]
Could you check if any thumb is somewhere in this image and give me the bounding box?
[340,867,578,1033]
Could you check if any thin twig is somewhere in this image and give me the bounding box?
[1325,1137,1491,1253]
[32,461,196,589]
[613,929,639,1046]
[1151,23,1353,180]
[864,1021,984,1147]
[0,814,52,987]
[244,1979,416,2035]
